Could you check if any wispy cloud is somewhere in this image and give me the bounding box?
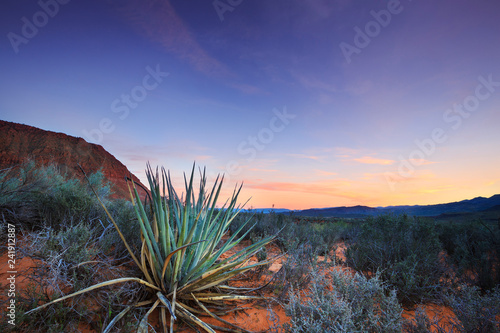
[245,179,354,197]
[116,0,230,77]
[314,169,338,177]
[486,179,500,186]
[291,71,338,93]
[383,170,437,185]
[418,186,454,194]
[287,153,323,161]
[334,147,361,158]
[248,168,278,173]
[353,156,395,165]
[229,82,267,95]
[407,158,436,166]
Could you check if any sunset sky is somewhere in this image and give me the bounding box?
[1,0,499,209]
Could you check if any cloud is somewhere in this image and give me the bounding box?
[353,156,395,165]
[291,71,338,93]
[287,153,323,161]
[195,155,213,161]
[334,147,361,158]
[116,0,230,77]
[344,80,374,96]
[383,170,437,185]
[486,179,500,186]
[407,158,436,166]
[418,187,454,194]
[245,179,353,197]
[229,82,266,95]
[248,168,278,173]
[314,169,338,177]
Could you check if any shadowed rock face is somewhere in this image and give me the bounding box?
[0,120,148,200]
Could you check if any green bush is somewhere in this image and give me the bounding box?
[99,198,141,257]
[345,214,444,304]
[230,211,350,256]
[34,168,111,228]
[283,268,403,332]
[448,285,500,332]
[438,220,499,291]
[0,160,111,230]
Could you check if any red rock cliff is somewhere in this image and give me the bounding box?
[0,120,148,200]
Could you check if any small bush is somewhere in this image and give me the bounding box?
[448,285,500,332]
[231,211,349,256]
[272,243,319,301]
[283,268,403,332]
[99,198,141,257]
[0,160,112,230]
[345,214,444,304]
[438,220,499,291]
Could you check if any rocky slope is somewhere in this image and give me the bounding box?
[0,120,148,200]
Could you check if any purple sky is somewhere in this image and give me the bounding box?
[1,0,500,209]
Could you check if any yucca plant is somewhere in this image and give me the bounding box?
[27,163,276,333]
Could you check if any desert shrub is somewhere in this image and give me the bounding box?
[42,223,98,265]
[230,211,349,257]
[0,160,111,230]
[0,161,53,230]
[2,289,93,333]
[438,220,499,291]
[33,168,111,229]
[283,268,403,333]
[345,214,444,304]
[99,198,141,257]
[230,211,287,243]
[271,243,320,301]
[2,224,140,333]
[21,222,101,297]
[447,285,500,332]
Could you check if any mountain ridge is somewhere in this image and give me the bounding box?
[250,195,500,218]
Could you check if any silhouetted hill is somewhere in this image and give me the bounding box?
[299,205,379,218]
[0,120,147,200]
[296,195,500,217]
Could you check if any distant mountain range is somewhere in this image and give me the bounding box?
[251,194,500,218]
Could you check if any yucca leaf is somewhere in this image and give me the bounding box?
[26,277,161,314]
[132,180,164,269]
[102,305,133,333]
[138,299,160,333]
[191,293,253,333]
[103,299,155,333]
[156,291,176,320]
[193,295,262,302]
[176,303,216,333]
[160,240,207,291]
